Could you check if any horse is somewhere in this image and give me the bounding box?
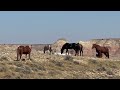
[43,45,52,54]
[17,45,32,61]
[92,44,109,58]
[61,43,83,56]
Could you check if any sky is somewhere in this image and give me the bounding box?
[0,11,119,44]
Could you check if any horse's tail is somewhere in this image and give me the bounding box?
[106,47,110,58]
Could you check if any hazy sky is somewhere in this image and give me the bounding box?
[0,11,119,44]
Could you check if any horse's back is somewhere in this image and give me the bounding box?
[17,46,24,51]
[17,45,31,54]
[24,46,31,52]
[103,47,109,52]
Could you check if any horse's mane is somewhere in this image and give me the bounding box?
[93,44,101,47]
[94,44,109,48]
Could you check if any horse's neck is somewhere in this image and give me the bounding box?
[96,45,100,47]
[95,45,101,50]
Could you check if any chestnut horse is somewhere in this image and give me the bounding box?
[61,43,83,56]
[43,45,52,54]
[17,45,32,60]
[92,44,109,58]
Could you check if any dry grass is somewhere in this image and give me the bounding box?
[0,45,120,79]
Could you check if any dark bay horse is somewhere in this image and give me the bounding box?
[43,45,52,54]
[17,45,32,61]
[92,44,109,58]
[61,43,83,56]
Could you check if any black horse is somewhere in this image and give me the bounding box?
[61,43,83,56]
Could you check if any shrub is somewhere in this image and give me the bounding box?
[64,55,73,61]
[0,56,8,61]
[51,60,63,67]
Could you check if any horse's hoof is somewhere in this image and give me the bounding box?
[22,59,25,61]
[15,60,19,61]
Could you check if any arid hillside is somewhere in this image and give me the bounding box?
[0,38,119,79]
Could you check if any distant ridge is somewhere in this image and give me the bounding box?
[92,38,120,40]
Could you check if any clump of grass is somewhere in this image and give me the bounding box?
[73,61,80,65]
[51,60,63,67]
[27,62,46,71]
[15,66,32,74]
[64,55,73,61]
[0,66,7,72]
[108,75,120,79]
[106,70,114,75]
[3,75,13,79]
[0,56,8,61]
[48,70,61,77]
[97,67,107,72]
[14,62,23,67]
[89,59,98,64]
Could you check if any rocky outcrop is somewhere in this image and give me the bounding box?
[52,38,67,53]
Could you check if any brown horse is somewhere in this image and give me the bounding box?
[61,43,83,56]
[17,45,32,60]
[92,44,109,58]
[43,45,52,54]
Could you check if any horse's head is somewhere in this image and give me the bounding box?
[61,43,67,54]
[92,44,97,49]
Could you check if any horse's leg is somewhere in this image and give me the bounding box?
[74,49,76,56]
[50,48,52,55]
[75,49,78,56]
[49,50,51,54]
[79,50,81,56]
[68,50,69,55]
[77,50,79,56]
[82,50,83,56]
[75,50,77,56]
[80,50,82,56]
[107,52,109,58]
[44,49,45,54]
[67,49,69,55]
[66,49,68,55]
[76,50,79,56]
[99,52,102,58]
[20,54,22,60]
[105,52,109,59]
[50,49,52,55]
[97,51,102,58]
[29,53,31,60]
[26,54,27,59]
[17,53,19,61]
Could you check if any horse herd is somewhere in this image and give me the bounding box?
[16,43,109,61]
